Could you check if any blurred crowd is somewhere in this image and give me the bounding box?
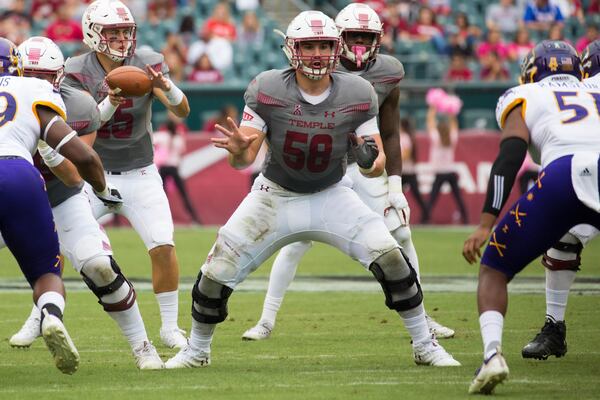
[354,0,598,81]
[1,0,597,84]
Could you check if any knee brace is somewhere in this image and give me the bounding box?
[81,256,136,312]
[542,233,583,271]
[191,272,233,324]
[369,249,423,312]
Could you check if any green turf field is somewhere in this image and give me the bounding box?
[1,227,599,399]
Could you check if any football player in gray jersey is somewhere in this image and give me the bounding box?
[166,11,459,369]
[61,0,190,349]
[242,2,454,342]
[4,37,163,369]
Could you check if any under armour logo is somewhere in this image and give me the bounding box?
[324,111,335,118]
[580,167,592,177]
[260,185,270,192]
[293,104,302,116]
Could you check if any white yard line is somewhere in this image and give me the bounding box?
[1,276,598,294]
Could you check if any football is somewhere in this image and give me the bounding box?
[106,66,152,97]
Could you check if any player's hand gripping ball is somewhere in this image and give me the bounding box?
[106,66,152,97]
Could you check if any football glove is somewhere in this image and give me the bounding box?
[349,134,379,170]
[388,175,410,226]
[94,184,123,208]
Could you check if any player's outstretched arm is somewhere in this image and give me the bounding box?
[463,105,529,264]
[37,106,106,193]
[212,117,264,169]
[148,64,190,118]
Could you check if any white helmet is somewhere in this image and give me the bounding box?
[82,0,136,62]
[335,3,383,68]
[18,36,65,88]
[281,11,341,80]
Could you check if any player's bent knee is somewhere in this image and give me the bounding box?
[72,234,112,271]
[542,233,583,271]
[81,256,136,312]
[369,249,423,312]
[191,272,233,324]
[148,223,174,249]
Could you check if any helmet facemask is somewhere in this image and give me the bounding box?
[340,29,381,68]
[96,24,137,62]
[23,67,65,89]
[284,37,341,80]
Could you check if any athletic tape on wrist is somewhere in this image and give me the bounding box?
[164,79,184,105]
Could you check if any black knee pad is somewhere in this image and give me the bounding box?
[81,256,136,312]
[191,272,233,324]
[369,251,423,312]
[542,240,583,271]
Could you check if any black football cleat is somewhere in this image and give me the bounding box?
[522,317,567,360]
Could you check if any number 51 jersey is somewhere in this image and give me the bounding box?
[0,76,66,163]
[496,74,600,168]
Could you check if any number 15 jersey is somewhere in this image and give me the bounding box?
[63,48,169,172]
[496,74,600,168]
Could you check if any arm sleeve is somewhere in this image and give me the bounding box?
[482,137,528,215]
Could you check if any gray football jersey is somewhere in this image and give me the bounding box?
[338,54,404,164]
[63,48,168,171]
[245,69,378,193]
[36,85,102,207]
[337,54,404,108]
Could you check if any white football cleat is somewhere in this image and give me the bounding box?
[242,321,273,341]
[413,336,461,367]
[165,345,211,369]
[133,341,164,370]
[160,327,188,349]
[9,313,41,348]
[468,347,509,394]
[41,309,80,375]
[426,315,455,339]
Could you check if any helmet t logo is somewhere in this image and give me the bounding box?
[310,19,324,35]
[116,7,130,21]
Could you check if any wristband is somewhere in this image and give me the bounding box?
[388,175,403,193]
[98,96,118,122]
[164,79,184,105]
[94,186,109,197]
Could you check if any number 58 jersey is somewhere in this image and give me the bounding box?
[0,76,66,163]
[496,74,600,168]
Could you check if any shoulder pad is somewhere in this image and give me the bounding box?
[495,85,528,129]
